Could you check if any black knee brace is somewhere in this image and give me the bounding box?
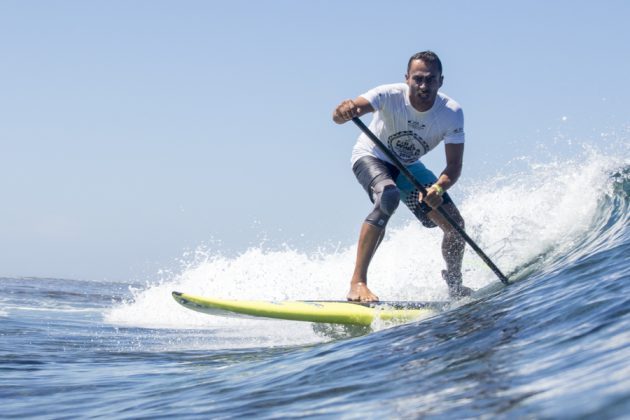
[365,182,400,228]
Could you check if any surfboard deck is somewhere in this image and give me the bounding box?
[172,291,448,326]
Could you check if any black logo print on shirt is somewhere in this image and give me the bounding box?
[387,131,430,164]
[408,120,426,130]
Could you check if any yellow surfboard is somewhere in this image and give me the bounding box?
[172,291,446,326]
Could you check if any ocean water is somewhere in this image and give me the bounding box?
[1,147,629,418]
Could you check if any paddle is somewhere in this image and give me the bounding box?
[352,117,509,285]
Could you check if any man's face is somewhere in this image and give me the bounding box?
[405,59,443,108]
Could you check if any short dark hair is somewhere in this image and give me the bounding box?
[407,51,443,74]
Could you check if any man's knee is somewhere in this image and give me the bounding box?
[442,208,465,237]
[428,203,465,232]
[449,212,465,230]
[365,184,400,228]
[380,184,400,215]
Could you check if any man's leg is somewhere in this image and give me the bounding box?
[348,180,398,302]
[347,222,383,302]
[426,202,472,298]
[350,156,401,302]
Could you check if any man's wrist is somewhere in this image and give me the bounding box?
[432,183,445,196]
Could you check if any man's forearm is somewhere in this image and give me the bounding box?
[436,164,462,190]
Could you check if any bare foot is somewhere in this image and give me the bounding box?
[347,282,379,302]
[442,270,473,299]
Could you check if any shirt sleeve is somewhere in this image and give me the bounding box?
[359,85,391,111]
[443,107,465,144]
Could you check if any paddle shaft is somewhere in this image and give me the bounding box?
[352,117,509,285]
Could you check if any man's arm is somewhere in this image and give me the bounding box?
[437,143,464,190]
[422,143,464,209]
[332,97,374,124]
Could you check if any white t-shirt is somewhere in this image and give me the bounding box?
[351,83,465,166]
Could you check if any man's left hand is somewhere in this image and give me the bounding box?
[421,186,444,209]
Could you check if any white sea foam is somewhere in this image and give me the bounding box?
[461,145,628,273]
[104,142,629,348]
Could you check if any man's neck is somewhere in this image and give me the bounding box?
[409,95,436,112]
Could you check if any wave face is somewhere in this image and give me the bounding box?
[2,147,629,418]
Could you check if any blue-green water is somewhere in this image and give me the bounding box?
[2,161,629,418]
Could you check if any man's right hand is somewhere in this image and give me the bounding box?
[332,97,373,124]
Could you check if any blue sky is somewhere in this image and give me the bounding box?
[1,1,629,281]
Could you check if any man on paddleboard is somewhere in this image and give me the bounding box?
[333,51,473,302]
